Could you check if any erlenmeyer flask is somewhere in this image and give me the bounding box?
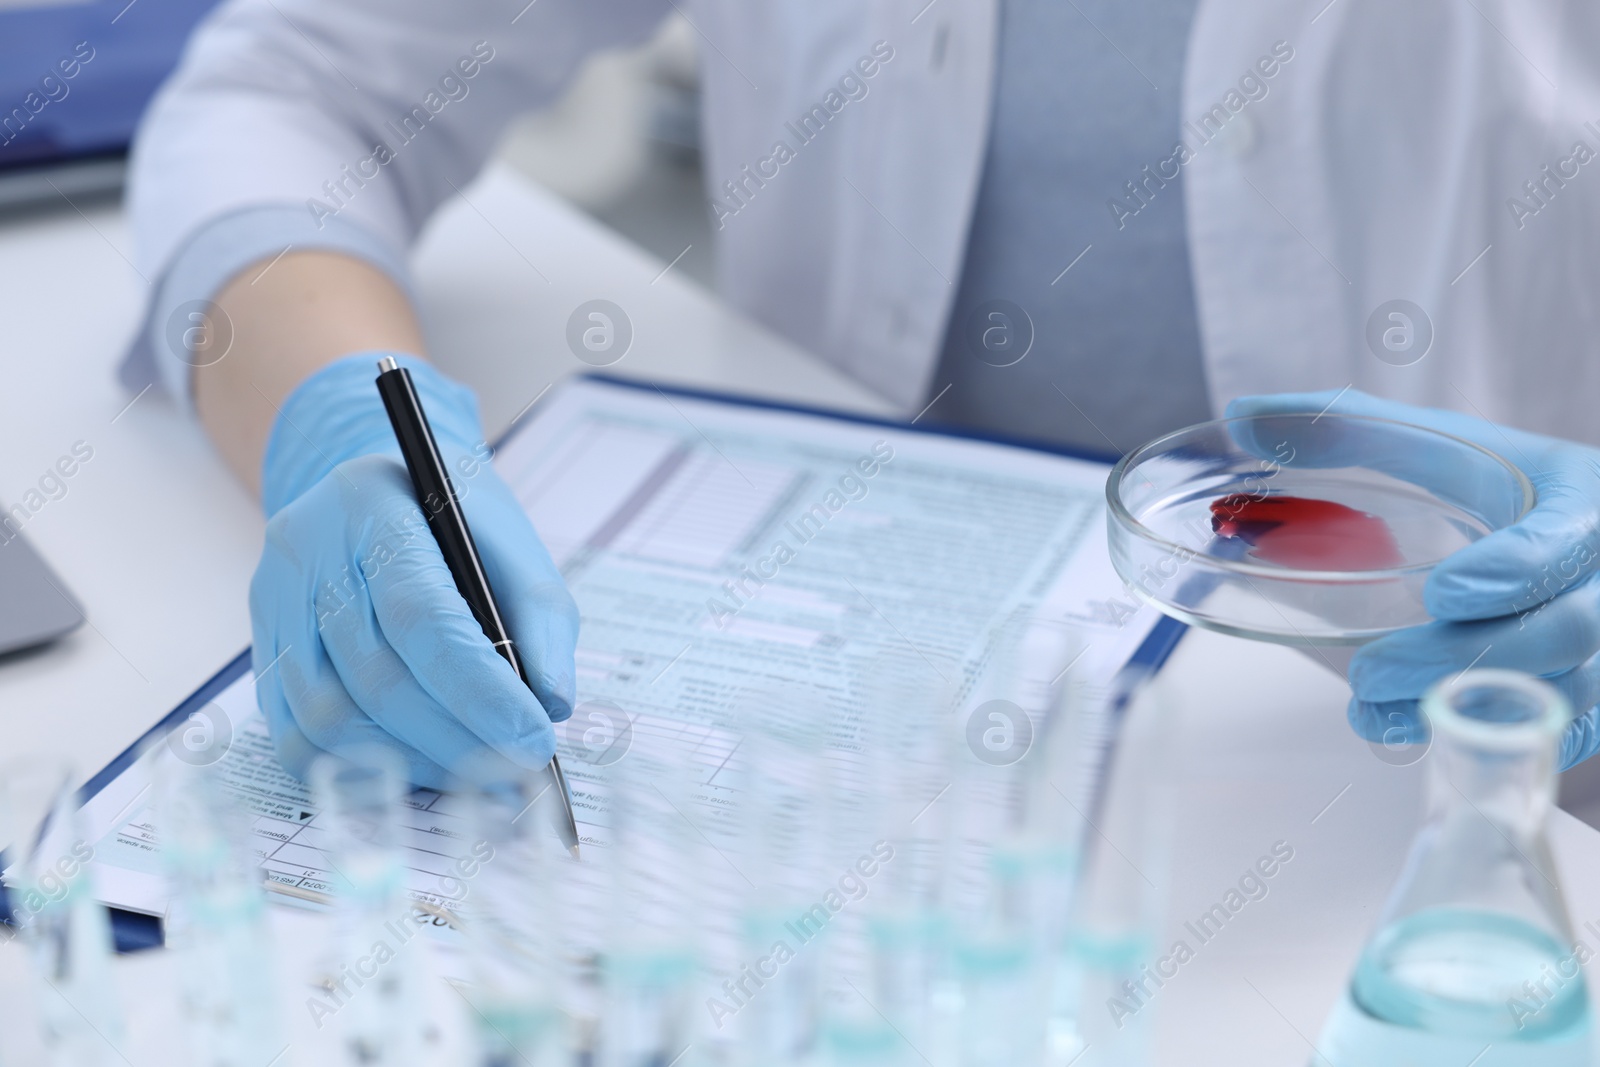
[1318,669,1593,1066]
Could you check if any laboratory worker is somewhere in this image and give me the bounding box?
[121,0,1600,783]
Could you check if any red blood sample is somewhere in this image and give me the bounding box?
[1209,493,1404,570]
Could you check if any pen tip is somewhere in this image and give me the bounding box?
[377,356,398,374]
[570,844,581,860]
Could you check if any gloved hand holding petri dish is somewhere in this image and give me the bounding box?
[1106,400,1534,644]
[1108,387,1600,770]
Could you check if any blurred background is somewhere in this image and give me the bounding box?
[495,15,713,289]
[0,4,713,286]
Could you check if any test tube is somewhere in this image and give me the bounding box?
[458,772,569,1067]
[943,623,1043,1067]
[848,647,964,1067]
[154,753,285,1067]
[817,893,904,1067]
[597,747,701,1067]
[726,686,834,1067]
[309,749,428,1067]
[0,758,123,1067]
[982,618,1100,1062]
[1051,670,1174,1067]
[814,691,921,1067]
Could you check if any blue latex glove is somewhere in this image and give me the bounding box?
[1226,389,1600,770]
[250,353,577,787]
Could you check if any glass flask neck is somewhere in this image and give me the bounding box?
[1423,670,1564,846]
[1390,670,1573,924]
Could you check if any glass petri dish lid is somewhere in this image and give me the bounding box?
[1105,413,1535,645]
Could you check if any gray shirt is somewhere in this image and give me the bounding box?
[925,0,1210,457]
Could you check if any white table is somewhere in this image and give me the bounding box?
[0,166,1595,1065]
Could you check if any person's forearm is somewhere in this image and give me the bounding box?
[194,251,427,498]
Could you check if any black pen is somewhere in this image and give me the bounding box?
[374,356,581,858]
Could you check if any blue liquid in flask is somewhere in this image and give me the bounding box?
[1320,909,1593,1066]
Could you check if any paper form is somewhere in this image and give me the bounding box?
[78,377,1161,923]
[77,673,490,918]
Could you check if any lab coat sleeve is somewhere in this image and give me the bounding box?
[122,0,670,403]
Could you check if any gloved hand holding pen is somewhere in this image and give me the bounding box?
[1228,389,1600,770]
[249,352,578,788]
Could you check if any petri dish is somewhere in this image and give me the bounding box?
[1105,413,1535,645]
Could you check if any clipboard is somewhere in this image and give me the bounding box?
[34,374,1189,952]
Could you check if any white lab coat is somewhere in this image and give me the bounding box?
[128,0,1600,443]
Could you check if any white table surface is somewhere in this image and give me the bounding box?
[0,165,1595,1066]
